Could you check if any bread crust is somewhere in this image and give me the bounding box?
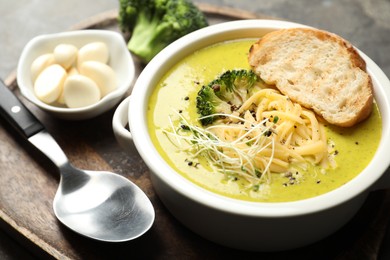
[249,28,373,127]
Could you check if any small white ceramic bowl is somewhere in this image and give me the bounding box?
[113,20,390,251]
[17,30,135,120]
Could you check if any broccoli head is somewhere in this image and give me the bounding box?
[196,70,260,125]
[118,0,208,63]
[196,84,233,125]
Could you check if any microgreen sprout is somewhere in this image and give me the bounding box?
[163,110,277,185]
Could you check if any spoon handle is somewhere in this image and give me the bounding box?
[0,80,68,167]
[0,80,44,138]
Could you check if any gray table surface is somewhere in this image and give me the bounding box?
[1,0,390,259]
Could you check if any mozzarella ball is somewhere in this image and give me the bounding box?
[30,53,55,82]
[63,75,101,108]
[79,61,117,97]
[34,64,67,104]
[53,44,78,69]
[77,42,109,69]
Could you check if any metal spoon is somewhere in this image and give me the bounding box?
[0,80,154,242]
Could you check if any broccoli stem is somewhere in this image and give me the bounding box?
[127,12,166,63]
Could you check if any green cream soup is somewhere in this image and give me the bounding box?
[147,39,382,202]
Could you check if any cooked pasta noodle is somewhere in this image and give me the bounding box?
[166,88,333,185]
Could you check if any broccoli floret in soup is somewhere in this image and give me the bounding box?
[196,70,260,126]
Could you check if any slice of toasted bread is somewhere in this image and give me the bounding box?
[248,28,373,127]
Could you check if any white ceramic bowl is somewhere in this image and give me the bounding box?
[17,30,135,120]
[112,20,390,251]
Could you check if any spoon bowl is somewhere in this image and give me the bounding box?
[53,165,154,242]
[0,80,154,242]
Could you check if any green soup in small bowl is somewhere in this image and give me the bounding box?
[113,19,390,251]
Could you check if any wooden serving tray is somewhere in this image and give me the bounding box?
[1,4,390,259]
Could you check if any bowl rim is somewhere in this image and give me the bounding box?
[130,19,390,217]
[16,29,135,116]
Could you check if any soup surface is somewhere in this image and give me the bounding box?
[147,39,382,202]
